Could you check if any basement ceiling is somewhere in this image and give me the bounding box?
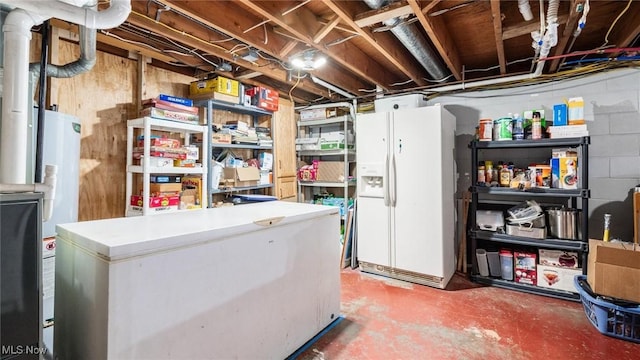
[62,1,640,104]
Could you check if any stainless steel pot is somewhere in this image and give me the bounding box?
[547,207,582,240]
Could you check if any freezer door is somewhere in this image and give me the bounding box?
[356,112,391,266]
[391,106,454,277]
[356,197,391,267]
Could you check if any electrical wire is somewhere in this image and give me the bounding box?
[325,34,359,47]
[601,0,633,48]
[424,74,455,83]
[390,79,414,86]
[288,70,302,101]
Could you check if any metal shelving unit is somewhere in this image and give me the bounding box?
[468,136,590,301]
[296,102,356,217]
[194,99,274,206]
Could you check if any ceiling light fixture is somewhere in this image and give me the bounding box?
[290,51,327,71]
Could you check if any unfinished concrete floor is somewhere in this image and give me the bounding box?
[296,269,639,359]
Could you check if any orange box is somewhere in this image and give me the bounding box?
[130,195,180,208]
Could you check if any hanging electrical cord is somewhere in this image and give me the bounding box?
[424,74,455,83]
[600,0,633,49]
[288,70,302,101]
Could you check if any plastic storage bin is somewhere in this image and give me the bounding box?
[499,250,513,280]
[487,251,501,277]
[574,275,640,343]
[476,249,490,276]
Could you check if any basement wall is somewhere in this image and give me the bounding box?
[434,67,640,242]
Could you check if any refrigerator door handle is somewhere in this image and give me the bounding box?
[383,154,390,206]
[391,153,397,207]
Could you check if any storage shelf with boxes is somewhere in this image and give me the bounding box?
[125,117,209,216]
[296,102,357,222]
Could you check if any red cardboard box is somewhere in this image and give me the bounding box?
[246,86,279,112]
[130,195,180,208]
[514,251,537,285]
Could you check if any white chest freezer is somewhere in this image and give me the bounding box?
[54,201,341,360]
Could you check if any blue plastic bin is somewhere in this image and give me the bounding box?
[574,275,640,343]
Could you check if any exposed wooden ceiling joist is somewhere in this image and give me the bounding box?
[490,0,507,74]
[125,9,333,100]
[503,14,569,40]
[407,0,462,81]
[549,0,586,72]
[156,0,372,97]
[322,0,428,88]
[354,2,413,28]
[313,15,340,44]
[237,0,393,90]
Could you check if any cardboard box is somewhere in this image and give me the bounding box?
[553,103,568,126]
[224,166,260,187]
[539,249,579,268]
[246,86,279,112]
[316,161,353,182]
[190,76,240,97]
[190,91,240,104]
[567,97,585,125]
[212,133,232,144]
[300,108,343,121]
[537,264,582,292]
[588,238,640,303]
[514,251,537,285]
[149,182,182,194]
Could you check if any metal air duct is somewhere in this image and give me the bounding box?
[362,0,449,81]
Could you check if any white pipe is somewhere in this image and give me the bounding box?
[0,0,131,185]
[1,0,131,29]
[0,165,57,221]
[518,0,533,21]
[423,72,538,94]
[0,9,44,184]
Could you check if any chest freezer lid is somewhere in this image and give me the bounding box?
[56,201,338,261]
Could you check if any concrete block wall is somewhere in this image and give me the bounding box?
[434,67,640,242]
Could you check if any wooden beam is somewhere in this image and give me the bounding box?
[313,15,340,44]
[238,0,394,89]
[407,0,462,81]
[322,0,428,88]
[136,54,147,112]
[490,0,506,74]
[49,19,179,65]
[549,0,585,72]
[278,40,299,58]
[154,0,367,98]
[503,14,569,40]
[354,2,413,28]
[421,0,442,15]
[235,70,263,80]
[125,10,332,100]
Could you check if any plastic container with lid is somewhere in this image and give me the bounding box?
[499,250,514,280]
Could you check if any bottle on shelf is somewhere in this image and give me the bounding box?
[531,111,542,140]
[513,113,524,140]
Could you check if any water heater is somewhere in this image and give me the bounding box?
[40,109,81,238]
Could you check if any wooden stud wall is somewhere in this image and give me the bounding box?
[36,35,195,221]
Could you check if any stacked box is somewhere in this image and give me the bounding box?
[190,76,239,96]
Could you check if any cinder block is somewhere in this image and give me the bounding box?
[609,112,640,135]
[588,157,610,178]
[587,115,609,135]
[589,134,639,157]
[610,156,640,178]
[589,177,640,201]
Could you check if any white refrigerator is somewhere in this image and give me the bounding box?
[356,104,456,289]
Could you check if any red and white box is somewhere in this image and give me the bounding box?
[514,251,537,285]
